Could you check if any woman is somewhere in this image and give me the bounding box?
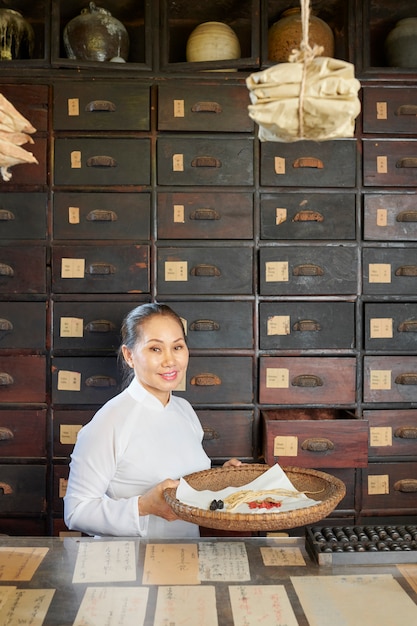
[64,303,241,538]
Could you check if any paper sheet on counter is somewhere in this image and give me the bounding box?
[176,464,320,514]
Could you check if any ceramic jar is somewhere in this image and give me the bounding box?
[268,7,334,63]
[385,18,417,68]
[186,21,241,63]
[0,9,34,61]
[63,2,129,63]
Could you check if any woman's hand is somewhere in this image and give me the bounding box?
[222,457,242,468]
[137,478,180,521]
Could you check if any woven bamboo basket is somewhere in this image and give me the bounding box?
[164,464,346,532]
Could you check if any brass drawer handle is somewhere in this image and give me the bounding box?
[395,265,417,277]
[395,373,417,386]
[191,264,221,277]
[84,320,116,333]
[396,105,417,116]
[189,319,220,332]
[86,210,118,222]
[191,156,221,168]
[85,375,117,388]
[293,210,324,222]
[293,157,324,169]
[396,157,417,168]
[87,155,117,168]
[0,263,14,277]
[191,101,222,114]
[203,426,220,440]
[394,426,417,439]
[191,373,221,386]
[0,318,13,331]
[292,374,323,387]
[301,437,335,452]
[0,427,13,441]
[398,320,417,332]
[293,264,324,276]
[394,479,417,493]
[0,481,13,495]
[190,208,220,220]
[86,263,116,275]
[0,209,15,221]
[85,100,116,113]
[0,373,14,386]
[293,319,321,332]
[396,210,417,222]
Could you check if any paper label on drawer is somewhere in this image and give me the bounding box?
[275,208,287,225]
[370,317,393,338]
[274,156,286,174]
[71,150,82,169]
[368,474,389,495]
[266,367,289,388]
[173,99,185,117]
[376,208,387,227]
[376,155,388,174]
[274,435,298,456]
[59,478,68,498]
[60,317,84,338]
[68,206,80,224]
[267,315,290,335]
[265,261,289,282]
[173,204,185,223]
[60,424,83,445]
[61,258,85,279]
[57,370,82,391]
[369,369,391,390]
[165,261,188,281]
[369,263,391,283]
[376,101,388,120]
[68,98,80,116]
[370,426,392,447]
[173,153,184,171]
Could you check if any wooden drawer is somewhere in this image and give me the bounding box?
[0,355,46,403]
[260,140,356,187]
[0,246,46,294]
[365,409,417,459]
[158,83,253,132]
[363,86,417,134]
[364,302,417,351]
[52,464,68,515]
[157,246,253,295]
[0,84,49,133]
[157,192,253,239]
[363,139,417,186]
[157,137,253,186]
[0,409,46,458]
[259,246,358,296]
[363,247,417,296]
[0,302,46,350]
[197,410,254,461]
[325,468,356,512]
[259,357,356,405]
[259,301,355,350]
[0,193,47,240]
[52,410,95,458]
[364,194,417,241]
[363,356,417,403]
[0,465,46,515]
[51,356,120,406]
[51,244,149,294]
[1,137,48,187]
[53,82,150,130]
[262,410,368,468]
[52,301,142,353]
[54,137,151,186]
[260,193,356,240]
[53,192,151,240]
[175,356,253,405]
[168,301,253,350]
[0,517,47,536]
[361,462,417,514]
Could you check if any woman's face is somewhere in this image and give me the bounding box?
[122,314,189,405]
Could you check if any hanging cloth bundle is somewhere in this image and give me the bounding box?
[246,0,361,142]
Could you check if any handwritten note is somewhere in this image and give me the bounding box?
[0,548,49,581]
[72,541,137,583]
[154,586,217,626]
[0,587,16,612]
[0,589,55,626]
[229,585,298,626]
[73,587,149,626]
[142,543,199,585]
[199,542,250,581]
[261,546,306,567]
[397,564,417,596]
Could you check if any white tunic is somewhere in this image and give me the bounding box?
[64,378,211,538]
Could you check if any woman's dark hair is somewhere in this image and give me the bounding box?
[118,303,186,388]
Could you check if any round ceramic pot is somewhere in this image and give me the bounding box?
[186,21,241,63]
[385,18,417,68]
[0,9,34,61]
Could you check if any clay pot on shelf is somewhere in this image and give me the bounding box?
[385,17,417,68]
[186,21,241,63]
[0,9,34,61]
[63,2,129,63]
[268,7,334,63]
